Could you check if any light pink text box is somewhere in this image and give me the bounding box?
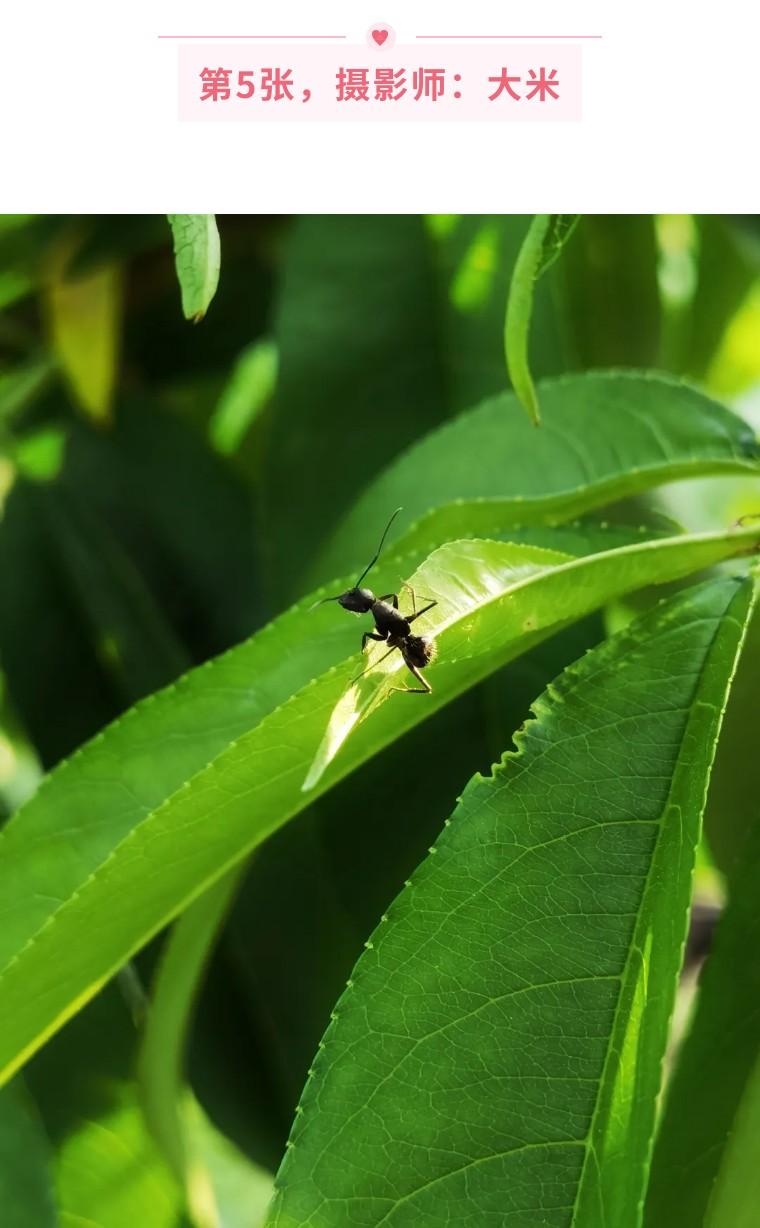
[179,43,581,122]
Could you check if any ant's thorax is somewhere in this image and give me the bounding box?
[372,599,411,638]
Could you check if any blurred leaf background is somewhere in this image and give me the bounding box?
[1,214,760,1227]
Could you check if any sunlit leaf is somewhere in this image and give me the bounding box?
[303,530,760,789]
[0,524,759,1086]
[209,339,277,455]
[47,262,122,425]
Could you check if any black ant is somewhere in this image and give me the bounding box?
[312,508,438,695]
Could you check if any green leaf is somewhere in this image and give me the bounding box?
[25,986,187,1228]
[10,430,66,483]
[266,215,572,602]
[216,527,654,1157]
[61,400,263,654]
[686,216,758,378]
[0,525,759,1086]
[0,479,125,766]
[0,1082,58,1228]
[703,593,760,876]
[0,216,66,310]
[644,776,760,1227]
[266,573,757,1228]
[167,215,221,323]
[43,484,191,703]
[0,359,54,428]
[312,372,760,587]
[209,339,278,456]
[705,1053,760,1228]
[429,215,569,412]
[505,215,580,423]
[47,261,122,425]
[0,268,33,312]
[301,539,571,791]
[139,867,245,1198]
[219,615,605,1162]
[184,1095,275,1228]
[0,471,191,768]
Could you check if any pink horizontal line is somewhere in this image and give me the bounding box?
[416,34,603,39]
[158,34,348,40]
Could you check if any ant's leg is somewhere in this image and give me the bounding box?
[400,582,417,616]
[352,644,397,685]
[378,592,399,609]
[362,631,386,653]
[402,584,439,617]
[406,600,437,626]
[388,662,432,696]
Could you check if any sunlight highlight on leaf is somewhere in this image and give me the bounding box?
[209,339,277,455]
[450,221,500,312]
[47,262,121,425]
[303,539,590,791]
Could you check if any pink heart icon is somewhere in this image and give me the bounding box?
[372,28,389,45]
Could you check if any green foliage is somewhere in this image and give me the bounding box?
[0,215,759,1228]
[303,529,759,789]
[139,868,246,1196]
[645,746,760,1227]
[561,216,661,367]
[265,216,449,600]
[167,215,221,322]
[24,987,188,1228]
[0,1082,58,1228]
[504,214,580,423]
[268,574,756,1227]
[314,371,758,583]
[47,258,122,424]
[2,523,759,1093]
[621,561,760,1222]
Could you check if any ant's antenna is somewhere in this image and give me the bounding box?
[353,507,403,588]
[308,507,403,611]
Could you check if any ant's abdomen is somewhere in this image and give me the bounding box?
[404,635,437,667]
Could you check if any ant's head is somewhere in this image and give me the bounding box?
[311,585,374,614]
[338,586,375,614]
[308,508,403,616]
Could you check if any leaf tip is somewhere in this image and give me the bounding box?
[300,765,322,794]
